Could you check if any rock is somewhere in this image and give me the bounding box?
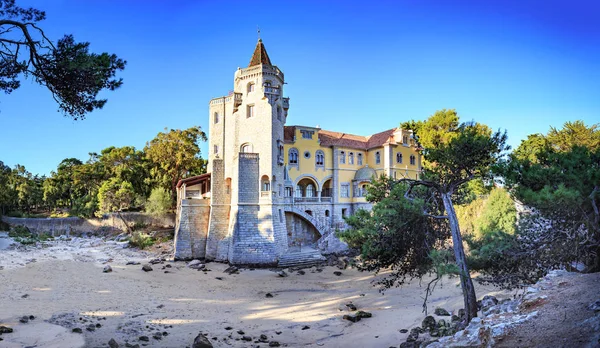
[588,299,600,312]
[345,303,357,311]
[333,271,342,276]
[109,338,119,348]
[153,332,163,340]
[242,336,252,341]
[96,323,102,328]
[437,319,447,328]
[188,260,205,270]
[125,343,140,348]
[434,308,450,316]
[301,325,310,330]
[72,328,82,333]
[224,326,233,330]
[237,330,245,335]
[142,264,153,272]
[139,336,149,342]
[275,331,282,335]
[297,270,305,275]
[277,271,288,277]
[0,326,13,334]
[343,314,360,322]
[399,329,409,333]
[407,328,420,342]
[126,261,140,265]
[192,333,213,348]
[86,324,96,331]
[149,258,162,265]
[21,294,29,298]
[19,316,29,323]
[356,311,372,318]
[215,277,223,280]
[269,341,280,347]
[458,308,465,318]
[157,304,165,309]
[28,315,35,320]
[422,315,436,331]
[165,264,172,268]
[265,293,274,298]
[259,334,269,342]
[451,315,460,322]
[480,295,499,310]
[103,265,113,273]
[224,266,239,274]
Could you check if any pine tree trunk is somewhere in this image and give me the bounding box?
[441,191,478,322]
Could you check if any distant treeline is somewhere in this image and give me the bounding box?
[0,126,207,218]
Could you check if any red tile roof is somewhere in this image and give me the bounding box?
[284,126,397,150]
[176,173,211,188]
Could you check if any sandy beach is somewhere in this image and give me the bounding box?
[0,235,505,348]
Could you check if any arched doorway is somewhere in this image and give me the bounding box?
[295,177,319,202]
[284,211,322,251]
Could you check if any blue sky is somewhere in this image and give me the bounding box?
[1,0,598,176]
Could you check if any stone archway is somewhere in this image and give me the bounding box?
[284,207,325,251]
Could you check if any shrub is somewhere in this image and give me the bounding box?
[0,219,9,231]
[129,232,155,249]
[145,187,172,217]
[8,225,32,238]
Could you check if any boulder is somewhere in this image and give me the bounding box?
[277,271,288,278]
[406,328,420,342]
[103,265,113,273]
[19,316,29,323]
[0,326,13,334]
[142,264,153,272]
[223,266,239,274]
[480,295,499,310]
[333,271,342,276]
[192,333,213,348]
[269,341,280,347]
[356,311,372,319]
[108,338,119,348]
[345,303,357,311]
[188,260,204,270]
[343,314,360,322]
[434,307,450,316]
[421,315,436,331]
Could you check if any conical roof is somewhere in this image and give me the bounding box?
[248,39,272,67]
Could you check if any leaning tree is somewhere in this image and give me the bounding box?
[0,0,126,119]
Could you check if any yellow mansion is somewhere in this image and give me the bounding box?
[173,39,422,265]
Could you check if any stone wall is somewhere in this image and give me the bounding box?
[173,199,210,260]
[1,212,175,236]
[206,159,231,261]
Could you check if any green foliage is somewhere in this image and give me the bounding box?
[144,126,207,200]
[129,232,155,249]
[0,0,126,119]
[338,177,450,289]
[145,187,172,217]
[97,178,135,215]
[70,194,98,218]
[8,225,31,238]
[474,188,516,239]
[501,120,600,271]
[455,198,486,236]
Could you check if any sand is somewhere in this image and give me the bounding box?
[0,236,506,347]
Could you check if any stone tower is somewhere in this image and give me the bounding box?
[206,39,290,265]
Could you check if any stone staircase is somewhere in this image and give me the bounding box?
[278,247,326,268]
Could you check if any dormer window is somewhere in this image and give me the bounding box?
[403,135,409,145]
[247,82,255,93]
[300,130,314,139]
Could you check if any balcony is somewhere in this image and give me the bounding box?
[282,97,290,110]
[260,191,271,197]
[293,196,333,203]
[277,155,284,166]
[233,92,243,112]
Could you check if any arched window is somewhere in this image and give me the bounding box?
[340,151,346,164]
[349,152,354,165]
[396,153,403,164]
[410,155,416,165]
[289,148,299,165]
[261,175,270,191]
[213,112,219,124]
[306,184,315,197]
[375,151,381,165]
[357,153,363,165]
[315,150,324,167]
[247,82,255,93]
[241,143,252,153]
